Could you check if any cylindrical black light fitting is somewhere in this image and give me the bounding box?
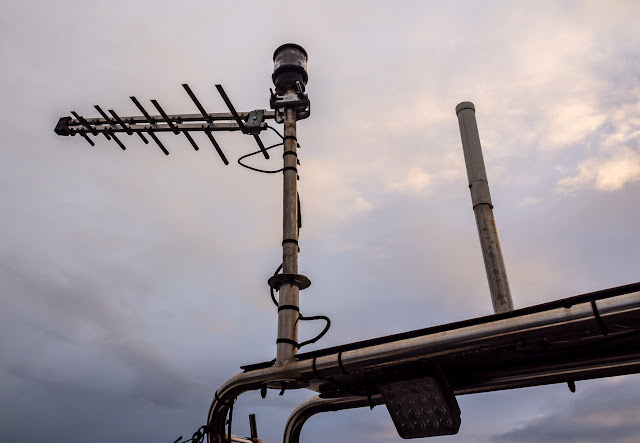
[272,43,308,93]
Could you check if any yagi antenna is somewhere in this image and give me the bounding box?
[54,84,277,163]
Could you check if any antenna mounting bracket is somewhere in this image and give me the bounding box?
[270,90,310,123]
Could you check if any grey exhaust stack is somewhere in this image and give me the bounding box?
[456,102,514,313]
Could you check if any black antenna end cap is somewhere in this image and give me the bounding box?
[54,116,72,136]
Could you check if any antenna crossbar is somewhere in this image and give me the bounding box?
[61,120,267,134]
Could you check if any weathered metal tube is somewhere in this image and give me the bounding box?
[272,44,310,365]
[283,395,384,443]
[456,102,514,313]
[276,97,300,364]
[207,286,640,442]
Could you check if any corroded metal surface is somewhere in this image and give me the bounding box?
[456,102,514,313]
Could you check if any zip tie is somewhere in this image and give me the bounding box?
[282,166,298,174]
[277,338,299,347]
[283,135,297,142]
[283,150,298,158]
[277,304,300,312]
[567,380,576,393]
[312,356,324,380]
[282,238,299,246]
[338,351,350,375]
[591,300,609,336]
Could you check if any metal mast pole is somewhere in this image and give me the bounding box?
[277,92,300,364]
[456,102,514,314]
[270,44,310,365]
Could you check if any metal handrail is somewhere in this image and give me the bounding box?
[207,283,640,442]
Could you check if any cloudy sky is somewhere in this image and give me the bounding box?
[2,1,640,442]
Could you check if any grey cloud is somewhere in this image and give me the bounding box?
[0,260,205,407]
[495,377,640,443]
[3,1,640,442]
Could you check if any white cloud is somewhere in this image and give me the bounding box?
[545,102,607,147]
[389,167,432,193]
[557,147,640,193]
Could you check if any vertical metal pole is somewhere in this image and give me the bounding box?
[249,414,258,440]
[277,88,300,364]
[456,102,514,314]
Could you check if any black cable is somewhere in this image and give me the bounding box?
[237,124,298,173]
[270,263,282,307]
[297,314,332,348]
[265,123,302,148]
[264,124,300,148]
[264,123,285,140]
[270,262,331,349]
[237,141,284,173]
[173,425,206,443]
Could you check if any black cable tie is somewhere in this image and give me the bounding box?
[283,150,297,158]
[277,338,299,347]
[277,304,300,313]
[279,382,286,396]
[282,166,298,174]
[312,357,324,380]
[282,238,299,246]
[367,391,375,410]
[283,135,297,142]
[567,380,576,393]
[338,352,350,375]
[591,300,609,336]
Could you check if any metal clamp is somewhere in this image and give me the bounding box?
[267,273,311,290]
[245,109,266,135]
[270,90,310,123]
